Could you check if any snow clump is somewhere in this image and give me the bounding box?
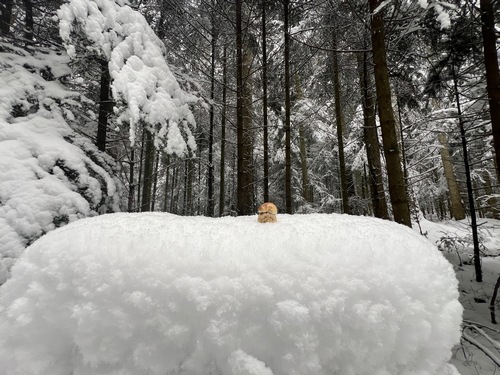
[0,213,462,374]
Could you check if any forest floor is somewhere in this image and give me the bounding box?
[419,217,500,374]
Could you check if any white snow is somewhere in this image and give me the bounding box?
[0,41,123,285]
[0,213,462,374]
[57,0,197,153]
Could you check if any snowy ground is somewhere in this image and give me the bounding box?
[0,212,464,375]
[418,217,500,374]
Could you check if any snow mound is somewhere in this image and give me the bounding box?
[0,213,462,374]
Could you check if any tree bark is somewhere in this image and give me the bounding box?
[97,59,112,152]
[437,133,465,220]
[480,0,500,183]
[22,0,33,41]
[207,15,217,217]
[0,0,13,35]
[369,0,411,227]
[236,1,255,215]
[356,50,389,220]
[219,46,227,217]
[332,32,350,214]
[262,0,270,203]
[140,130,155,212]
[284,0,293,214]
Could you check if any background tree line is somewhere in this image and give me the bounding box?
[1,0,499,227]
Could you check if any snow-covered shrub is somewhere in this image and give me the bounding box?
[0,41,123,284]
[0,213,462,374]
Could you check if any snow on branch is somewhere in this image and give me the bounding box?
[57,0,197,155]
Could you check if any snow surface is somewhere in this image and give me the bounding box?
[0,213,463,374]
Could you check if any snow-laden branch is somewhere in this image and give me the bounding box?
[57,0,197,155]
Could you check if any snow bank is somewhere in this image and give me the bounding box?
[0,213,462,374]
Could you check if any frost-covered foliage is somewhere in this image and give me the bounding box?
[0,213,462,374]
[57,0,197,154]
[0,41,123,284]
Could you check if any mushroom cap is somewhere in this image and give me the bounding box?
[257,202,278,215]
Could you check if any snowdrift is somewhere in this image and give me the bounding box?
[0,213,462,374]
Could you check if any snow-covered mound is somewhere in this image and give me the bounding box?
[0,213,462,375]
[0,40,123,284]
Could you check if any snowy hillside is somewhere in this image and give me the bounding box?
[0,213,462,374]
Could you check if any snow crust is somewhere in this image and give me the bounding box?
[0,213,462,374]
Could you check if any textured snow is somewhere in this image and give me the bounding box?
[57,0,197,153]
[0,41,123,284]
[0,213,462,374]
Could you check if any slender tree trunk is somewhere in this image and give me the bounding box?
[438,133,466,220]
[219,46,227,217]
[0,0,13,35]
[369,0,411,227]
[207,14,217,217]
[150,153,160,211]
[453,69,482,282]
[170,163,178,214]
[480,0,500,183]
[236,0,255,215]
[294,74,312,203]
[163,155,170,212]
[128,148,135,212]
[186,158,193,215]
[262,0,270,202]
[332,33,350,214]
[136,130,145,210]
[284,0,293,214]
[141,130,155,212]
[356,50,389,220]
[97,59,112,152]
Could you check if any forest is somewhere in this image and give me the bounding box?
[1,0,499,224]
[1,0,500,373]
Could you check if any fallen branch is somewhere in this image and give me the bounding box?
[490,275,500,324]
[462,330,500,367]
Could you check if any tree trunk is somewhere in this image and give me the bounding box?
[356,50,389,220]
[369,0,411,227]
[163,155,170,212]
[236,0,255,215]
[294,74,312,203]
[22,0,33,41]
[437,132,466,220]
[480,0,500,183]
[0,0,13,35]
[453,69,482,282]
[140,130,155,212]
[332,32,350,214]
[150,153,160,211]
[128,148,135,212]
[262,0,270,203]
[284,0,293,214]
[207,13,217,217]
[219,46,227,217]
[97,59,112,152]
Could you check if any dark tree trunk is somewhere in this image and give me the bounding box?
[219,46,227,217]
[150,153,160,211]
[262,0,270,203]
[207,18,217,217]
[97,59,112,152]
[356,50,389,220]
[128,148,135,212]
[22,0,33,41]
[480,0,500,183]
[369,0,411,227]
[140,130,155,212]
[453,69,482,282]
[284,0,293,214]
[0,0,13,35]
[236,0,254,215]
